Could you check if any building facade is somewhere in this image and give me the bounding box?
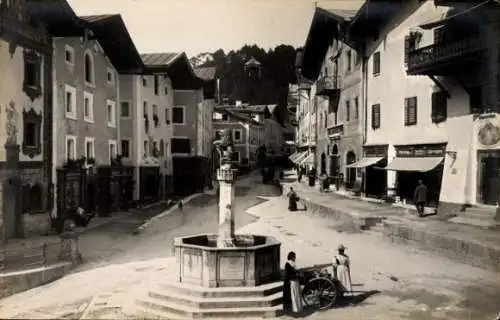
[119,70,174,204]
[346,0,500,218]
[0,0,53,239]
[213,108,264,169]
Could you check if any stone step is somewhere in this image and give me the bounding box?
[157,281,283,299]
[134,304,190,320]
[136,297,283,318]
[148,290,282,309]
[453,211,495,221]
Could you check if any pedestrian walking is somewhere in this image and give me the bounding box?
[413,180,428,217]
[287,187,299,211]
[332,244,352,295]
[283,251,302,314]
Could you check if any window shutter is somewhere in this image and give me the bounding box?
[404,97,417,126]
[404,35,410,65]
[432,91,447,123]
[372,104,380,129]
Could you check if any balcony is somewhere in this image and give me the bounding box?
[407,36,488,76]
[316,75,340,98]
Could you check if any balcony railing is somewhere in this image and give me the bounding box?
[316,76,340,97]
[407,36,488,75]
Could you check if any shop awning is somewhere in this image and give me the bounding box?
[384,157,444,172]
[292,152,308,164]
[345,157,384,168]
[299,153,315,166]
[288,152,301,161]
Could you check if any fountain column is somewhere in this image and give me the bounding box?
[216,164,236,247]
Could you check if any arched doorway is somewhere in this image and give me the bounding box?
[329,144,339,176]
[320,153,326,174]
[346,151,356,189]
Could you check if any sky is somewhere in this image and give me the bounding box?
[68,0,363,58]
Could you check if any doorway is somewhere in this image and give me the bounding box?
[320,153,326,174]
[345,151,356,189]
[478,151,500,205]
[329,144,339,176]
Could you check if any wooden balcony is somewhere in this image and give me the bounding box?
[316,75,340,98]
[407,36,488,76]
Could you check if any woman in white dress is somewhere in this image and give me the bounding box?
[333,244,352,295]
[283,251,303,314]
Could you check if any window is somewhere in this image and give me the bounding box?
[23,50,42,101]
[143,140,148,158]
[404,97,417,126]
[120,101,130,118]
[154,75,159,95]
[83,91,94,122]
[142,77,147,86]
[222,113,229,121]
[65,135,77,160]
[152,141,158,157]
[107,68,114,84]
[64,45,74,65]
[432,91,448,123]
[371,104,381,129]
[345,100,351,122]
[328,98,337,114]
[165,86,169,95]
[404,33,419,65]
[233,129,242,142]
[373,51,380,75]
[346,50,352,72]
[84,137,95,160]
[107,100,116,127]
[165,107,170,124]
[143,101,148,116]
[109,140,117,161]
[434,27,444,44]
[65,85,76,119]
[84,51,94,85]
[171,137,191,154]
[153,104,159,127]
[172,106,185,124]
[121,139,130,158]
[24,122,36,147]
[354,97,359,120]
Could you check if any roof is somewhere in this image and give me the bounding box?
[215,109,263,126]
[80,14,144,74]
[141,53,181,66]
[299,6,355,81]
[26,0,86,37]
[245,57,261,66]
[194,67,217,81]
[140,52,202,89]
[216,104,271,114]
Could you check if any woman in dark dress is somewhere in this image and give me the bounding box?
[287,187,298,211]
[283,251,302,314]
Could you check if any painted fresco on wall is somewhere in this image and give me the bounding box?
[477,114,500,150]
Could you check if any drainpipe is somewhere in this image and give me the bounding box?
[362,45,369,196]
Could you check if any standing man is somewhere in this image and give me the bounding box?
[413,180,428,217]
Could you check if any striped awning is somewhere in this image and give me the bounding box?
[384,157,444,172]
[299,153,315,166]
[345,157,384,168]
[292,152,308,164]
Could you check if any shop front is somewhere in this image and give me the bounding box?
[386,144,446,206]
[346,145,388,198]
[476,114,500,205]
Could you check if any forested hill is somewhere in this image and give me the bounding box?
[190,44,298,124]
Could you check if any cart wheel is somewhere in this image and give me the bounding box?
[302,278,338,310]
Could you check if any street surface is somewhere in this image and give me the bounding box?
[0,175,499,320]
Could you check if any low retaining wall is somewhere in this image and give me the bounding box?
[383,221,500,273]
[281,181,500,273]
[0,262,73,299]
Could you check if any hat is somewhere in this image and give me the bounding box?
[337,244,346,251]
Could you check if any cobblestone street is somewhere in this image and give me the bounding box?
[1,176,499,319]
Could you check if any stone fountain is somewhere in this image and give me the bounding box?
[135,129,283,319]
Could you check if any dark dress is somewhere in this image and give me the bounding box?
[287,191,298,211]
[283,261,299,312]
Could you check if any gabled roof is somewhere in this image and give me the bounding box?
[26,0,86,37]
[214,108,263,126]
[245,57,261,66]
[299,7,356,81]
[194,67,217,81]
[141,52,202,89]
[216,104,271,114]
[141,52,180,66]
[80,14,144,74]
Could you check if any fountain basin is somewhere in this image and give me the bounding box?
[174,234,281,288]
